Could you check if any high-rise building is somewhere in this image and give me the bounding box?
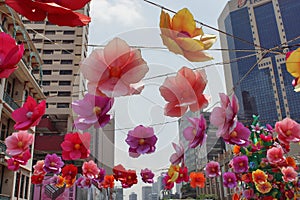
[142,186,152,200]
[218,0,300,125]
[129,192,137,200]
[115,187,123,200]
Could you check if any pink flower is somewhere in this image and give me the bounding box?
[82,160,100,179]
[169,142,184,165]
[267,146,285,165]
[76,176,92,188]
[281,166,298,182]
[0,32,24,78]
[12,149,31,165]
[33,160,47,176]
[183,115,207,148]
[222,172,237,188]
[205,161,221,178]
[222,122,250,146]
[61,132,91,160]
[72,93,114,130]
[12,96,46,130]
[5,130,33,156]
[275,117,300,145]
[210,93,239,138]
[159,67,208,117]
[81,37,149,97]
[125,125,158,158]
[7,158,20,171]
[140,168,154,183]
[232,155,248,173]
[43,154,64,174]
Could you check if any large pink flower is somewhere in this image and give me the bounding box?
[33,160,47,176]
[281,166,298,182]
[5,130,33,156]
[82,160,100,179]
[222,121,250,146]
[60,132,91,160]
[267,146,285,165]
[81,37,149,97]
[0,32,24,78]
[205,161,221,178]
[183,115,207,148]
[160,67,208,117]
[232,155,248,173]
[169,142,184,165]
[275,117,300,145]
[12,96,46,130]
[210,93,239,137]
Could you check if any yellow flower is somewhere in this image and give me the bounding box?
[286,48,300,92]
[252,169,268,184]
[160,8,216,62]
[255,182,272,194]
[167,165,180,183]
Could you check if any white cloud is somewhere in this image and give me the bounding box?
[90,0,145,27]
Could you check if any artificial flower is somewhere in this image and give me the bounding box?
[5,130,33,156]
[241,173,253,183]
[286,48,300,91]
[33,160,47,176]
[267,146,285,165]
[222,172,237,188]
[94,167,106,183]
[61,164,78,188]
[31,174,44,184]
[81,37,149,97]
[189,172,206,188]
[61,132,91,160]
[275,117,300,145]
[259,133,273,142]
[210,93,239,138]
[160,8,216,62]
[169,142,184,165]
[223,121,250,146]
[82,160,100,179]
[176,166,189,183]
[286,156,297,169]
[159,67,208,117]
[140,168,154,184]
[243,188,254,199]
[72,93,114,130]
[183,115,207,148]
[43,154,64,174]
[12,149,31,165]
[99,175,115,189]
[205,161,221,178]
[232,145,240,155]
[7,158,20,171]
[252,169,268,184]
[51,175,65,188]
[281,166,298,182]
[5,0,91,27]
[232,155,248,173]
[125,125,157,158]
[255,182,272,194]
[76,176,92,189]
[121,169,138,188]
[12,96,46,130]
[0,32,24,78]
[163,174,174,190]
[113,164,127,181]
[167,165,180,183]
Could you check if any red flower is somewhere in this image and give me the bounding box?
[31,174,45,184]
[61,132,91,160]
[121,170,138,188]
[99,175,115,189]
[113,164,127,181]
[163,175,174,190]
[61,164,78,188]
[0,32,24,78]
[12,96,46,130]
[5,0,90,27]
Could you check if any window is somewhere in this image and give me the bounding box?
[63,30,75,35]
[43,50,53,54]
[24,177,29,199]
[44,91,49,96]
[57,103,69,108]
[14,172,20,197]
[59,70,72,75]
[42,81,50,86]
[1,124,7,141]
[20,175,25,198]
[42,70,52,75]
[62,50,73,54]
[45,30,55,35]
[62,40,74,44]
[43,60,53,64]
[43,40,52,44]
[59,81,71,86]
[58,91,71,96]
[61,60,73,64]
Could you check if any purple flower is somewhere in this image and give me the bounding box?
[243,188,254,199]
[43,154,64,174]
[205,161,221,178]
[223,121,250,146]
[72,93,114,130]
[169,142,184,165]
[140,168,154,183]
[76,176,92,189]
[93,167,106,183]
[125,125,158,158]
[222,172,237,188]
[183,115,207,148]
[232,155,248,173]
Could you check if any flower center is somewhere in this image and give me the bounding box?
[228,178,232,182]
[286,130,292,136]
[110,67,122,78]
[74,144,81,150]
[177,31,191,38]
[17,141,23,148]
[192,129,197,136]
[128,176,131,180]
[139,139,145,145]
[211,168,215,172]
[26,111,33,118]
[230,131,238,138]
[93,106,101,115]
[239,162,244,167]
[180,174,183,177]
[50,162,56,167]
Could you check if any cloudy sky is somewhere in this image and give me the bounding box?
[88,0,228,198]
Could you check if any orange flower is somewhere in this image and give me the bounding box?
[100,175,115,189]
[252,169,267,184]
[167,165,180,183]
[232,145,241,154]
[286,156,297,169]
[55,176,65,188]
[160,8,216,62]
[255,182,272,194]
[232,193,241,200]
[241,173,253,183]
[190,172,206,188]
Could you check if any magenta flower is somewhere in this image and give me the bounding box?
[5,130,33,156]
[183,115,207,148]
[275,117,300,145]
[210,93,239,138]
[125,125,158,158]
[222,121,250,146]
[12,96,46,130]
[281,166,298,182]
[12,149,31,165]
[169,142,184,165]
[140,168,155,183]
[205,161,221,178]
[82,160,100,179]
[267,146,285,165]
[43,154,64,174]
[7,158,20,171]
[33,160,46,176]
[163,174,174,190]
[243,188,254,199]
[76,176,92,189]
[0,32,24,78]
[72,93,114,130]
[94,167,106,183]
[222,172,237,188]
[232,155,248,173]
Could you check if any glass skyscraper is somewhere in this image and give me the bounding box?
[218,0,300,125]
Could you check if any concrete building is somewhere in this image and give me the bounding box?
[129,192,137,200]
[0,3,45,199]
[115,187,123,200]
[142,186,152,200]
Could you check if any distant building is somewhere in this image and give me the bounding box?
[115,187,123,200]
[142,186,152,200]
[129,192,137,200]
[149,193,158,200]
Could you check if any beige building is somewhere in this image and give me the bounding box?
[0,2,45,199]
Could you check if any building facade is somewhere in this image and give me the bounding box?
[218,0,300,125]
[129,192,137,200]
[0,3,45,199]
[142,186,152,200]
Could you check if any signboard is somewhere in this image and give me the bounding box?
[237,0,263,8]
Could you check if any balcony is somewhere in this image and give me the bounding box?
[3,92,19,110]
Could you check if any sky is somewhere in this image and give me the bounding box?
[88,0,228,198]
